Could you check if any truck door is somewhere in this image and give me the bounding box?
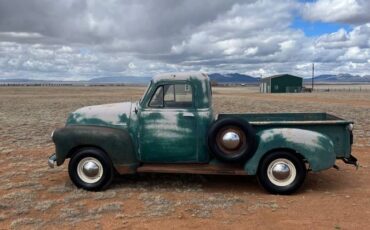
[138,83,197,163]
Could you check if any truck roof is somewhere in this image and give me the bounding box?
[152,72,209,83]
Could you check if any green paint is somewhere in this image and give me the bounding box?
[52,72,353,176]
[219,113,353,158]
[244,128,336,174]
[52,125,138,169]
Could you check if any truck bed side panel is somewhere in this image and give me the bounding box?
[244,128,336,174]
[219,113,352,158]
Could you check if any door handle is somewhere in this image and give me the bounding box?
[183,112,194,117]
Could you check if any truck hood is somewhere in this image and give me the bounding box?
[66,102,133,128]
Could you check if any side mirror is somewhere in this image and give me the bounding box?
[134,107,138,114]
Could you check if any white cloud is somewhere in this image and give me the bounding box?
[0,0,369,80]
[0,32,43,38]
[315,24,370,50]
[301,0,370,24]
[339,47,370,62]
[313,23,370,66]
[128,62,136,69]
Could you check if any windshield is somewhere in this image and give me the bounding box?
[140,80,152,104]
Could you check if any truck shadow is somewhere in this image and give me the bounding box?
[303,168,359,193]
[111,168,356,194]
[112,173,262,194]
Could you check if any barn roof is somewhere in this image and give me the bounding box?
[262,74,302,80]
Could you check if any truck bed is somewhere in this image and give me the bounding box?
[218,112,351,125]
[217,112,353,158]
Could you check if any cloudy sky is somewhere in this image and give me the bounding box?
[0,0,369,80]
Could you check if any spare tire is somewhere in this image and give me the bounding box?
[207,117,256,163]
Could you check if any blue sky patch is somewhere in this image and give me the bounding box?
[291,15,351,37]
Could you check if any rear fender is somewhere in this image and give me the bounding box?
[244,128,335,174]
[52,125,139,172]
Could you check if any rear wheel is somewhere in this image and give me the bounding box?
[68,147,114,191]
[257,151,306,195]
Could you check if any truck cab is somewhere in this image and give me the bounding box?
[49,72,357,194]
[136,72,213,163]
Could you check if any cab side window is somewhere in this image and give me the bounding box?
[149,84,193,108]
[149,86,164,107]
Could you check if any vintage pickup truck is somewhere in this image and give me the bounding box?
[48,72,357,194]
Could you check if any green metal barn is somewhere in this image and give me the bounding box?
[260,74,303,93]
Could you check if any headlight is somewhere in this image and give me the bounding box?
[348,124,354,131]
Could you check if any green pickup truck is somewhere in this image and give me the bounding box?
[48,72,357,194]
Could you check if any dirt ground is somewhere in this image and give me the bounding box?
[0,86,369,229]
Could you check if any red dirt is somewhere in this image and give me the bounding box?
[0,86,369,229]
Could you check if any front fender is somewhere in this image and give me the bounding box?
[244,128,335,175]
[52,125,139,171]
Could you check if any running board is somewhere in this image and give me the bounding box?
[136,163,248,176]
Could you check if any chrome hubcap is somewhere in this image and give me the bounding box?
[221,131,240,149]
[271,163,291,180]
[82,161,99,177]
[77,157,103,184]
[267,158,296,187]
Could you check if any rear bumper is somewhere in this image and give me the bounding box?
[48,153,57,168]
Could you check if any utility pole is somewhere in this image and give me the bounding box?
[260,74,262,92]
[312,63,314,91]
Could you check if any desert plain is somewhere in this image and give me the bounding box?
[0,85,369,229]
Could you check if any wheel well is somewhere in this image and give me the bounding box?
[66,145,108,159]
[258,148,307,170]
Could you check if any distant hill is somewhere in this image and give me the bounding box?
[208,73,259,84]
[304,74,370,83]
[88,76,151,84]
[0,77,152,85]
[0,78,45,83]
[2,73,370,85]
[89,73,260,84]
[0,73,261,85]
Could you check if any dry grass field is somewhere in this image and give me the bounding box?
[0,85,369,229]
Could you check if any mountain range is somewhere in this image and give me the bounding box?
[303,73,370,83]
[208,73,258,84]
[1,73,370,84]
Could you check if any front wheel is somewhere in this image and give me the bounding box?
[68,147,114,191]
[257,151,306,195]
